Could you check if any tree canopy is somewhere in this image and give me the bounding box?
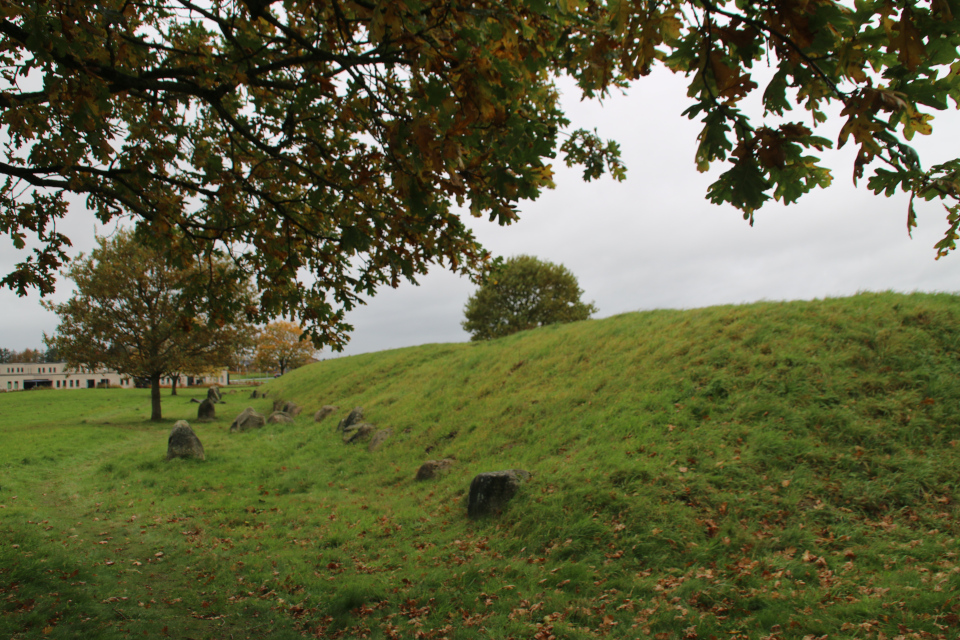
[4,0,960,347]
[254,320,317,375]
[0,347,56,363]
[462,255,597,340]
[44,230,255,420]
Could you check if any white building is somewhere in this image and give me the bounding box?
[0,362,228,391]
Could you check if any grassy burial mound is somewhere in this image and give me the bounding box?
[3,291,960,639]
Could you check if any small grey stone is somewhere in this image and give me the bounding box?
[197,398,216,421]
[268,411,295,424]
[281,401,302,417]
[368,428,393,452]
[314,405,339,422]
[415,458,455,480]
[207,386,223,404]
[467,470,531,518]
[167,420,205,461]
[342,423,376,444]
[230,407,266,433]
[337,407,364,432]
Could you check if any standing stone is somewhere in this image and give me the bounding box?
[249,389,259,399]
[467,470,531,518]
[368,428,393,452]
[230,407,266,433]
[342,423,376,444]
[314,405,339,422]
[207,386,223,404]
[415,459,455,480]
[167,421,205,461]
[197,398,216,421]
[337,407,364,432]
[268,411,295,424]
[272,398,286,412]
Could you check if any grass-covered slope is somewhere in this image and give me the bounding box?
[3,291,960,639]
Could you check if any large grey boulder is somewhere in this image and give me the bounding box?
[368,428,392,452]
[206,386,222,404]
[314,405,339,422]
[337,407,363,432]
[467,470,531,518]
[272,398,286,412]
[415,458,455,480]
[268,411,295,424]
[167,421,205,461]
[342,423,376,444]
[197,398,216,421]
[230,407,266,433]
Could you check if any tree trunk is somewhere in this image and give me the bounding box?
[150,373,162,421]
[171,375,178,396]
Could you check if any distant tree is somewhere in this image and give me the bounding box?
[43,346,59,363]
[44,230,256,421]
[255,322,317,376]
[0,348,11,363]
[462,256,597,341]
[230,342,257,375]
[167,323,255,396]
[14,348,43,363]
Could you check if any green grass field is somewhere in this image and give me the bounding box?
[3,291,960,639]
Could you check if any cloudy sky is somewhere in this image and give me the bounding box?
[3,67,960,358]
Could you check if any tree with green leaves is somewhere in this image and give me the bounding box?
[462,255,597,340]
[4,1,960,348]
[43,230,256,421]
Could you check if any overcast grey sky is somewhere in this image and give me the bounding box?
[3,68,959,358]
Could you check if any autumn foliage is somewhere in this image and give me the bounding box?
[3,1,960,347]
[254,321,316,376]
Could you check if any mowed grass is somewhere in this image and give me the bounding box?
[3,291,960,639]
